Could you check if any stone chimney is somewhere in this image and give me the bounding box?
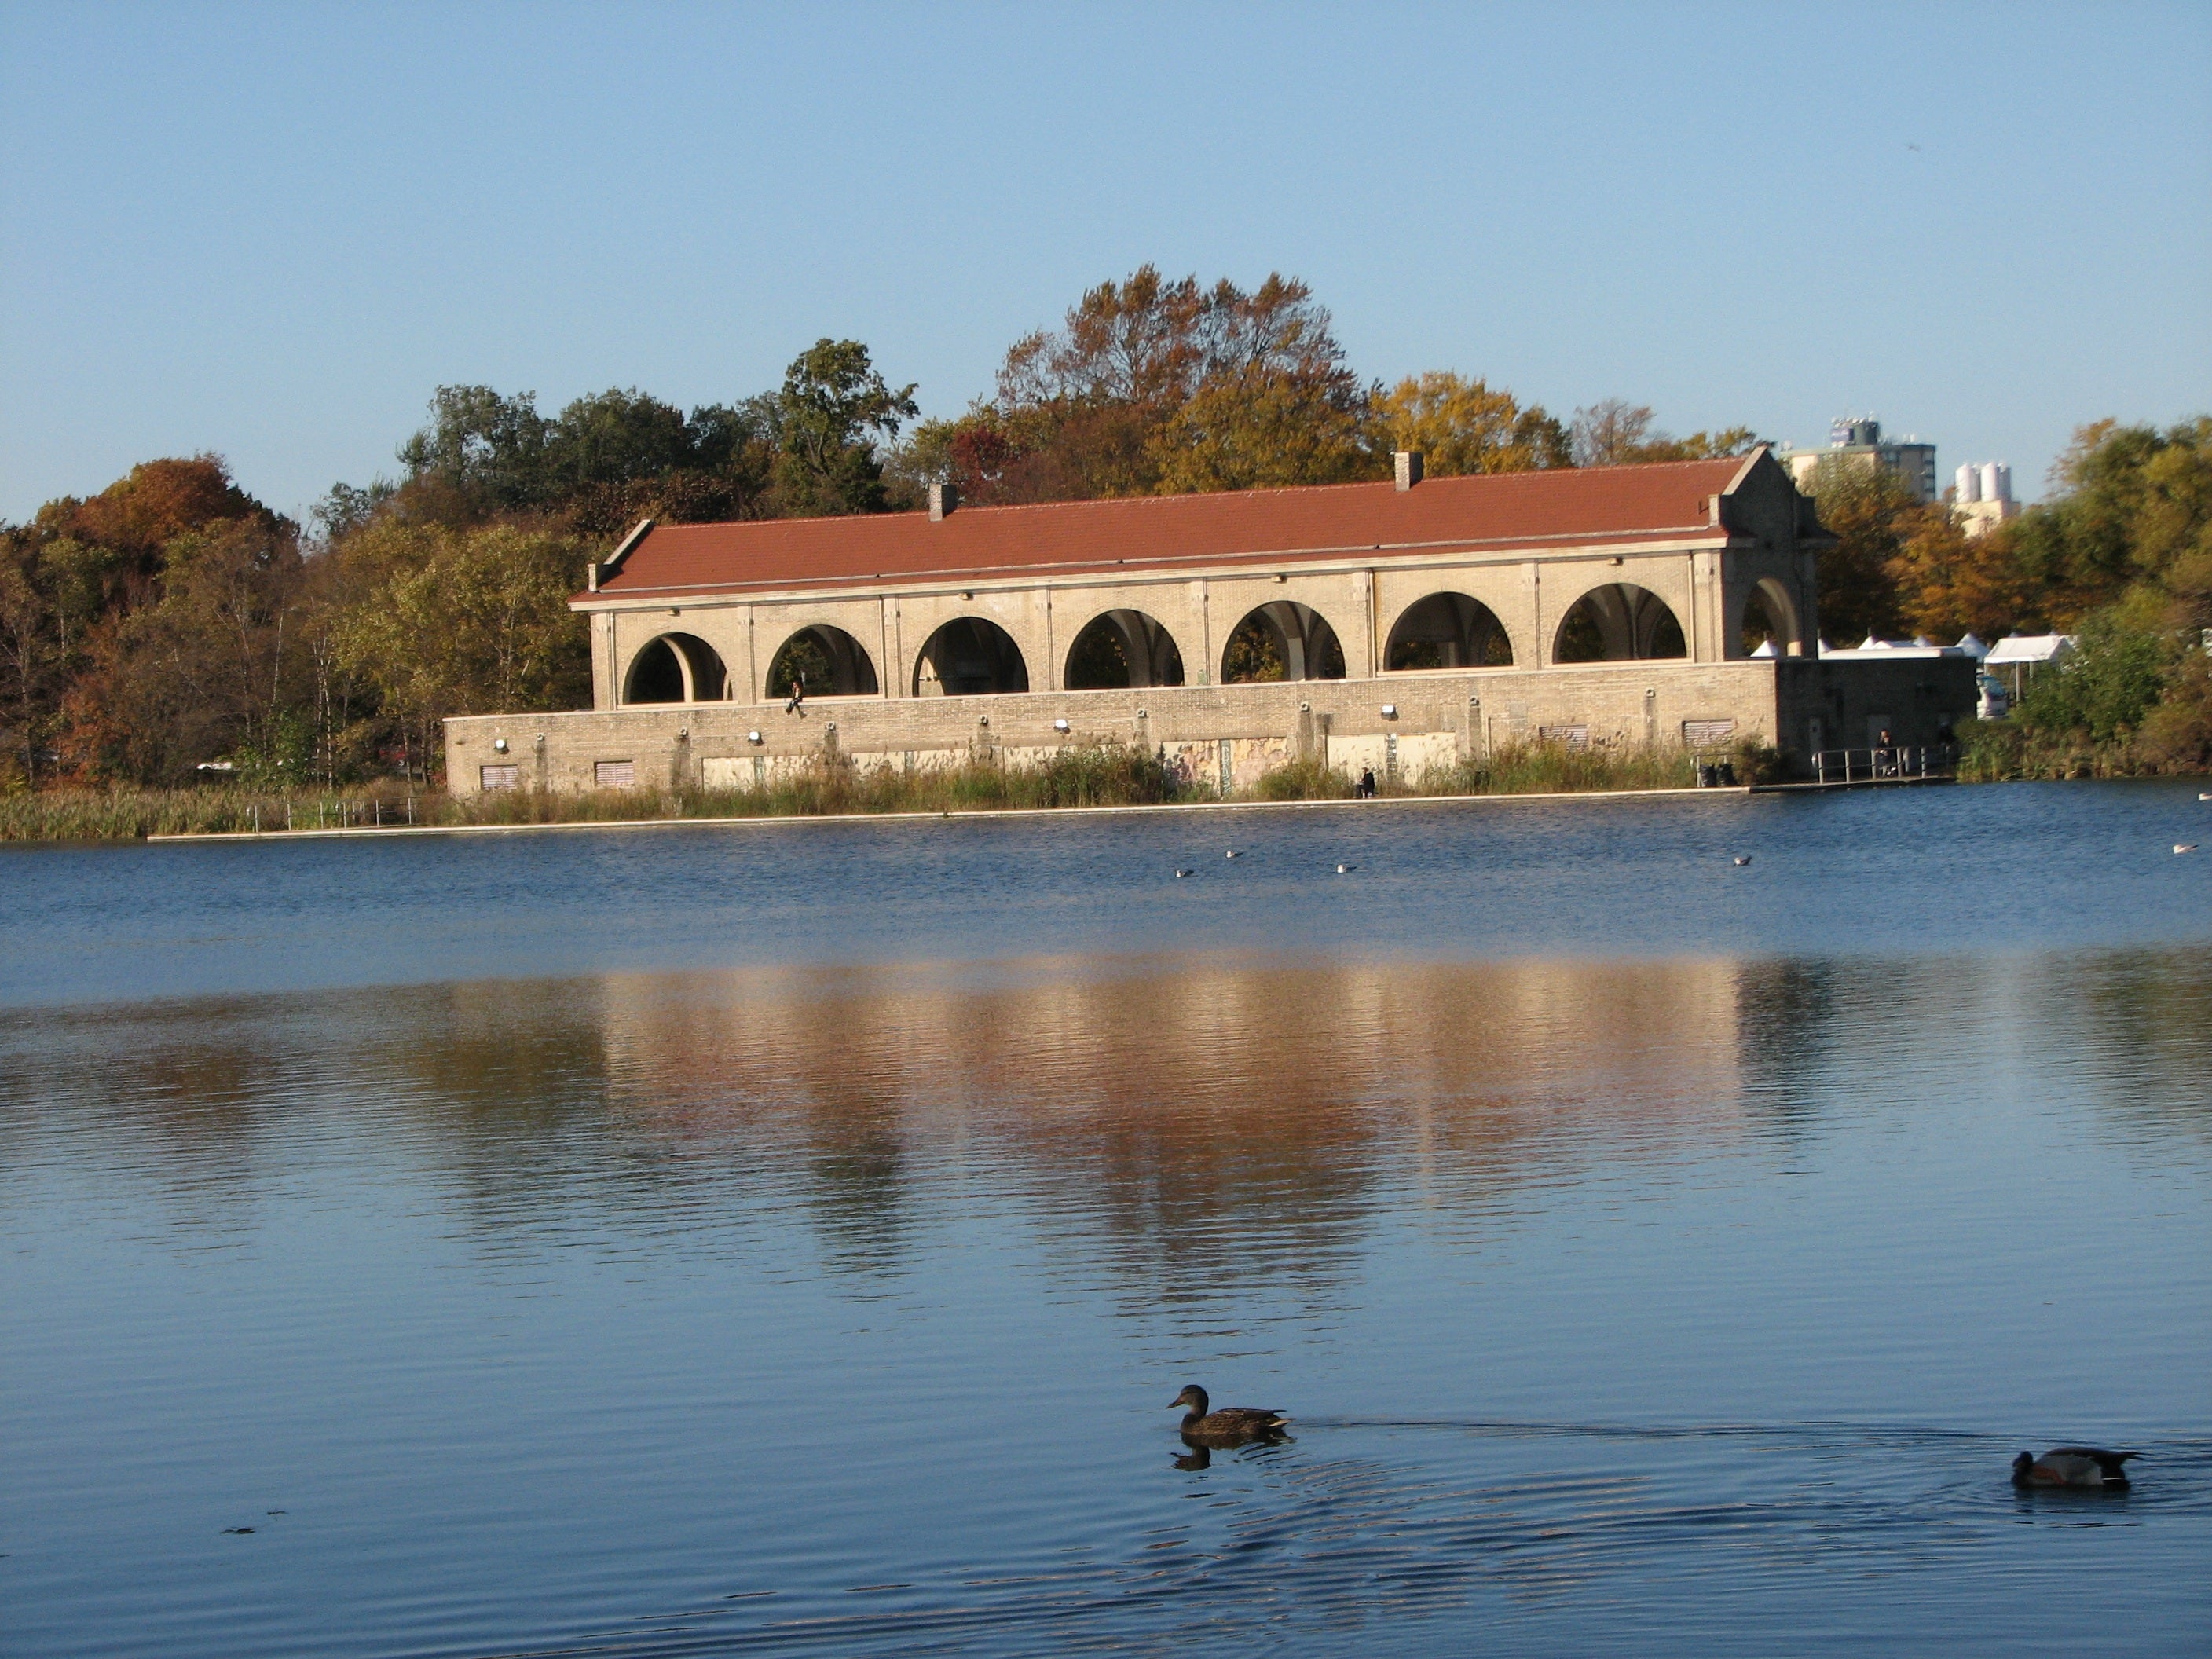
[929,482,960,521]
[1394,451,1423,490]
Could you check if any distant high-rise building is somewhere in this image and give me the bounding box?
[1778,417,1939,504]
[1951,460,2020,539]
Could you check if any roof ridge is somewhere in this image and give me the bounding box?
[642,453,1748,537]
[595,458,1749,598]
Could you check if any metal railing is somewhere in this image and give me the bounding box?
[1811,746,1951,784]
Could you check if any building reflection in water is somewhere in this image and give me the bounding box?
[583,952,1755,1292]
[6,947,2208,1287]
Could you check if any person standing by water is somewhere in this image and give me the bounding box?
[786,675,806,716]
[1357,767,1376,799]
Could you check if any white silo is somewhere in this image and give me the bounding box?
[1955,463,1980,502]
[1984,462,2012,503]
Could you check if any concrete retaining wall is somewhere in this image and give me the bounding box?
[446,661,1796,795]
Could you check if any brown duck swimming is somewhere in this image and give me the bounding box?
[2012,1447,2140,1489]
[1171,1384,1289,1445]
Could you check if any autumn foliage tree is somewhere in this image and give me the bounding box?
[0,457,297,786]
[909,267,1388,504]
[0,269,1822,792]
[2003,419,2212,766]
[1372,372,1569,474]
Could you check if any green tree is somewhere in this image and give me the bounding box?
[1798,457,1917,643]
[2012,599,2169,744]
[543,387,697,489]
[771,340,917,516]
[2005,418,2212,628]
[310,479,397,547]
[397,386,552,510]
[1996,417,2212,768]
[332,522,591,778]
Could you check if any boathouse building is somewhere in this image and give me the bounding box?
[444,449,1977,793]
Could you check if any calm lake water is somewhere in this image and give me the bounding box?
[4,781,2210,1657]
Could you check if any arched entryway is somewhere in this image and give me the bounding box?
[1551,584,1686,663]
[1739,578,1802,657]
[766,624,879,698]
[1064,610,1186,690]
[1221,601,1346,683]
[623,632,728,704]
[914,617,1030,696]
[1385,592,1514,670]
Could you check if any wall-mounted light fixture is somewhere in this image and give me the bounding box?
[677,727,689,740]
[492,737,509,753]
[747,730,764,745]
[1380,703,1398,720]
[825,721,836,734]
[1274,573,1287,583]
[961,591,974,601]
[1053,717,1071,733]
[1608,555,1624,567]
[978,715,990,727]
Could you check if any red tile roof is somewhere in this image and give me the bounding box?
[588,456,1749,602]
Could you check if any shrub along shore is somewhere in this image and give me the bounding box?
[0,738,1781,842]
[1953,716,2209,782]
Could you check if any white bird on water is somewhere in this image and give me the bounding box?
[1335,863,1354,874]
[2177,844,2199,855]
[1174,867,1195,878]
[1225,848,1240,859]
[1733,855,1752,867]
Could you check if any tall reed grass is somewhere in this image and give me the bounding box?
[0,783,430,842]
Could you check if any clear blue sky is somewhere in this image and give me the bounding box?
[2,1,2206,526]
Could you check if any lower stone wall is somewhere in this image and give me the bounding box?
[445,661,1792,794]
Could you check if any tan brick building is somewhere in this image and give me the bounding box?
[445,449,1976,793]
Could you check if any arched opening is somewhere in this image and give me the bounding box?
[623,632,727,704]
[1739,578,1800,657]
[914,617,1029,696]
[1064,610,1186,690]
[766,624,879,698]
[1386,592,1514,670]
[1551,584,1686,664]
[1221,601,1346,684]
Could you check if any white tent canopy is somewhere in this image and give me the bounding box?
[1983,633,2076,667]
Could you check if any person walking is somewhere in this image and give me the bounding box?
[785,675,806,715]
[1357,766,1376,799]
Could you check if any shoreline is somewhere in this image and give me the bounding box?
[145,782,1768,844]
